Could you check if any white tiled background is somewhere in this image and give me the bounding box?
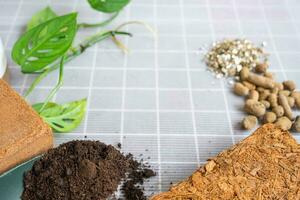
[1,0,300,197]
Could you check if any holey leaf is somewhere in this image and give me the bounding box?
[32,98,87,133]
[88,0,130,13]
[27,6,57,30]
[12,13,77,73]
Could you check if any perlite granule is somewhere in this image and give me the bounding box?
[205,39,268,78]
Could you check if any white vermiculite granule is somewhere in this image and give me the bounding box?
[205,39,268,79]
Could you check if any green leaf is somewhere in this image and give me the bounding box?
[87,0,130,13]
[32,98,87,133]
[27,6,57,30]
[12,13,77,73]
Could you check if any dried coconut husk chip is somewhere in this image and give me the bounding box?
[151,124,300,200]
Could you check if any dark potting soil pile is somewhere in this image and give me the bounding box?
[21,140,155,200]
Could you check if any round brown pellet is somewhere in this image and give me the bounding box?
[272,106,284,118]
[233,82,249,96]
[264,112,277,123]
[255,63,268,73]
[275,117,292,130]
[242,115,257,130]
[283,80,296,91]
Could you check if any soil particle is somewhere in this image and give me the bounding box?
[78,159,97,179]
[117,143,122,149]
[120,155,156,200]
[21,140,155,200]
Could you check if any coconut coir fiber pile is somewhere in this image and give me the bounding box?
[21,140,155,200]
[151,124,300,200]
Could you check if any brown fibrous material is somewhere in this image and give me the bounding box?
[151,124,300,200]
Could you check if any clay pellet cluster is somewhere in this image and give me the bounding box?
[233,64,300,131]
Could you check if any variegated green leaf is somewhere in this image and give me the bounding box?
[87,0,130,13]
[27,7,57,30]
[12,13,77,73]
[32,99,87,133]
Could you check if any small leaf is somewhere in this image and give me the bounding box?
[27,7,57,30]
[12,13,77,73]
[87,0,130,13]
[32,98,87,133]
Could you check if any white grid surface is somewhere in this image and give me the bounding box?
[1,0,300,196]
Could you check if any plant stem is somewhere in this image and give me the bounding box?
[39,55,65,112]
[77,12,119,29]
[25,30,132,98]
[24,67,53,97]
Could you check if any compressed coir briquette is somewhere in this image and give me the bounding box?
[21,140,155,200]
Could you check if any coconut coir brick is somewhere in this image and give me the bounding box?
[21,140,155,200]
[151,124,300,200]
[0,79,53,175]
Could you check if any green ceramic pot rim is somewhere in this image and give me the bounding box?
[0,156,40,178]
